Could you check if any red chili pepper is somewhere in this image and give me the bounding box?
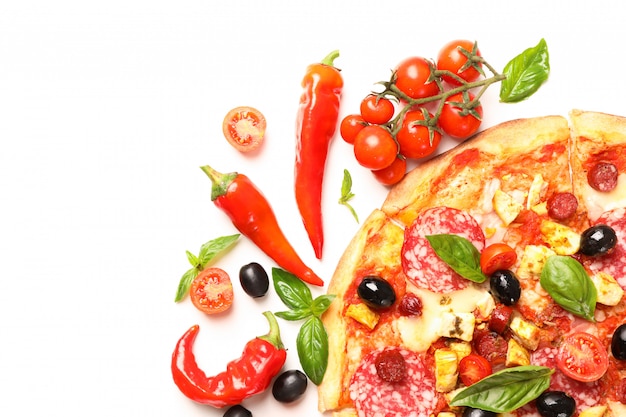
[295,50,343,260]
[201,164,324,286]
[171,311,287,408]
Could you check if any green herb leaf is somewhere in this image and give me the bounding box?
[311,294,336,317]
[450,365,553,412]
[425,234,487,283]
[540,255,597,321]
[174,234,240,302]
[339,169,359,223]
[275,308,312,321]
[297,316,329,385]
[272,268,313,310]
[500,38,550,103]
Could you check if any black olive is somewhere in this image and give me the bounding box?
[223,404,252,417]
[536,391,576,417]
[489,270,521,306]
[239,262,269,298]
[579,224,617,256]
[611,323,626,360]
[357,276,396,309]
[462,407,497,417]
[272,369,308,403]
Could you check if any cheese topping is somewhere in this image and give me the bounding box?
[582,173,626,221]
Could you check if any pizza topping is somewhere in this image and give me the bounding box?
[547,191,578,221]
[488,303,513,334]
[589,271,623,306]
[493,189,524,226]
[398,292,423,316]
[357,276,396,309]
[535,391,576,417]
[434,348,460,392]
[508,315,541,351]
[585,208,626,288]
[556,332,609,382]
[426,234,488,283]
[539,220,581,255]
[588,161,618,192]
[480,242,517,276]
[611,323,626,360]
[346,303,380,330]
[579,224,617,256]
[489,269,522,306]
[505,337,531,367]
[473,330,508,367]
[459,353,492,386]
[374,348,407,383]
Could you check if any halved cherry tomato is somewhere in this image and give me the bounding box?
[480,243,517,276]
[459,354,493,386]
[190,267,234,315]
[394,57,440,100]
[372,156,407,186]
[360,95,395,125]
[222,106,266,152]
[436,40,482,86]
[437,92,483,140]
[488,303,513,334]
[353,125,398,170]
[557,332,609,382]
[340,114,367,144]
[395,110,442,159]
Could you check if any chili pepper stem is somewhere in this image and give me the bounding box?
[259,311,284,349]
[200,164,238,201]
[321,50,340,67]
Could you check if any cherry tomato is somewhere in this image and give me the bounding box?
[438,92,483,140]
[360,95,395,125]
[394,57,440,100]
[437,40,482,86]
[372,156,407,186]
[480,243,517,276]
[459,354,493,386]
[189,267,234,315]
[353,125,398,170]
[395,110,442,159]
[222,106,266,152]
[557,332,609,382]
[340,114,367,145]
[488,303,513,334]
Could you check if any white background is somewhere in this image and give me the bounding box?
[1,1,624,416]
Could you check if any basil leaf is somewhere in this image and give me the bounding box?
[500,38,550,103]
[197,234,240,266]
[272,268,313,310]
[339,169,359,223]
[311,294,336,317]
[296,316,329,385]
[185,250,199,267]
[540,255,597,321]
[174,268,199,302]
[450,365,553,412]
[425,234,487,283]
[275,308,312,321]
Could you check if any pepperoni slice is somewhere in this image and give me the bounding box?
[350,347,441,417]
[588,162,618,192]
[587,207,626,289]
[547,192,578,221]
[401,206,486,293]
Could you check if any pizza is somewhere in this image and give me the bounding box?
[318,110,626,417]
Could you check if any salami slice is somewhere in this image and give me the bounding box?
[587,207,626,289]
[401,206,486,293]
[349,347,441,417]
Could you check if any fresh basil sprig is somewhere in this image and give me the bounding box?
[272,268,335,385]
[174,234,240,302]
[500,38,550,103]
[425,234,487,283]
[339,169,359,223]
[450,365,553,412]
[540,255,597,321]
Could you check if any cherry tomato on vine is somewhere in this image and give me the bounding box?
[372,156,407,186]
[459,354,492,386]
[395,110,442,159]
[222,106,266,152]
[360,95,395,125]
[340,114,367,144]
[394,57,440,99]
[438,92,483,139]
[480,243,517,276]
[437,40,482,86]
[190,267,234,315]
[557,332,609,382]
[353,125,398,170]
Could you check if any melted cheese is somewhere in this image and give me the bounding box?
[583,173,626,221]
[397,284,494,352]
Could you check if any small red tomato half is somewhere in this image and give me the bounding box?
[360,95,395,125]
[353,125,398,170]
[340,114,367,144]
[394,57,440,100]
[190,267,234,315]
[480,243,517,276]
[557,332,609,382]
[459,354,492,386]
[438,92,483,140]
[372,156,407,186]
[437,40,482,86]
[395,110,442,159]
[222,106,266,152]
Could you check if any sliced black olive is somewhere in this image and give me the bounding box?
[223,404,252,417]
[357,276,396,309]
[239,262,269,298]
[272,369,307,403]
[462,407,497,417]
[579,224,617,256]
[611,323,626,360]
[536,390,576,417]
[489,269,521,306]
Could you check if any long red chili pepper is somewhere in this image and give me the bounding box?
[201,164,324,286]
[171,311,287,408]
[295,50,343,260]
